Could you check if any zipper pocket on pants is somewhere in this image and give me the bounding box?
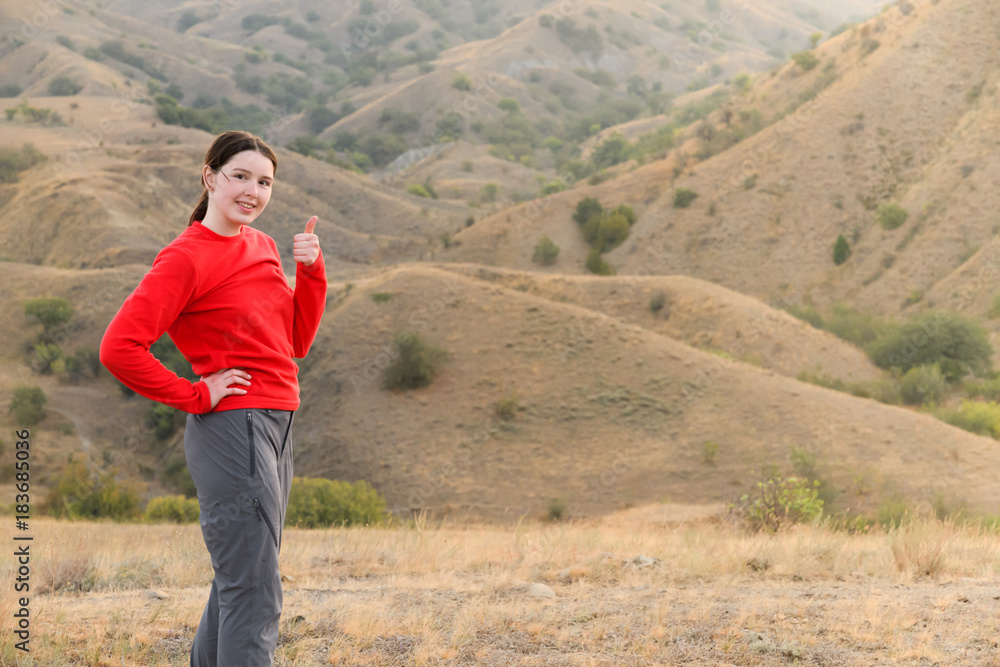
[246,411,255,478]
[254,498,279,549]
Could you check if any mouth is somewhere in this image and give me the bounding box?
[237,201,255,211]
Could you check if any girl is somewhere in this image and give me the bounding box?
[99,130,327,665]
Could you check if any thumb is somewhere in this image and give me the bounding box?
[304,216,318,235]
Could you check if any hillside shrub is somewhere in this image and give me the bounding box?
[899,363,946,406]
[48,75,82,96]
[452,73,471,90]
[10,385,46,425]
[532,236,560,266]
[286,477,388,527]
[867,312,993,381]
[936,400,1000,438]
[24,296,74,334]
[44,459,142,521]
[833,234,850,264]
[732,466,824,532]
[791,51,819,71]
[592,212,631,252]
[144,495,199,523]
[383,332,448,390]
[162,454,196,497]
[143,403,178,441]
[650,290,667,314]
[573,197,603,226]
[0,143,47,183]
[407,184,432,198]
[585,248,615,275]
[823,302,884,347]
[877,203,908,230]
[673,188,699,208]
[965,377,1000,402]
[480,183,499,202]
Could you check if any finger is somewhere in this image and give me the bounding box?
[304,216,318,235]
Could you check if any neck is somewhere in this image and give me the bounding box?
[201,209,243,237]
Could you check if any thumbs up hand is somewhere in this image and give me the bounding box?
[294,216,320,267]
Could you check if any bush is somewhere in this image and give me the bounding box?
[732,466,824,532]
[791,51,819,71]
[24,296,73,333]
[44,459,142,521]
[585,248,615,275]
[936,400,1000,438]
[480,183,499,202]
[407,184,432,198]
[593,212,631,252]
[532,236,560,266]
[48,75,82,96]
[162,454,196,497]
[877,203,908,230]
[899,364,946,406]
[494,391,519,420]
[0,143,47,183]
[833,234,850,264]
[242,14,280,33]
[144,495,200,523]
[650,290,667,314]
[573,197,603,226]
[10,385,46,425]
[452,73,471,91]
[497,98,520,114]
[867,312,993,381]
[143,403,178,441]
[383,332,448,390]
[673,188,699,208]
[823,302,884,347]
[286,477,388,527]
[0,84,23,97]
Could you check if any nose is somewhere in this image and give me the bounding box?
[245,180,258,197]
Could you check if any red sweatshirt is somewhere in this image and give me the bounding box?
[99,220,327,414]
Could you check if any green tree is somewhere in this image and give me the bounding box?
[573,197,603,225]
[452,73,471,91]
[791,51,819,71]
[532,236,560,266]
[877,203,908,230]
[867,312,993,381]
[833,234,851,265]
[24,297,74,334]
[48,75,82,96]
[673,188,699,208]
[10,385,46,425]
[497,98,520,114]
[594,212,631,252]
[383,332,448,390]
[480,183,499,202]
[585,248,615,275]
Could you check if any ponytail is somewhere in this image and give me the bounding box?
[188,189,209,226]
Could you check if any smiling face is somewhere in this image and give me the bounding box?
[202,149,275,232]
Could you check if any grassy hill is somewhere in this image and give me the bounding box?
[444,0,1000,325]
[9,0,1000,527]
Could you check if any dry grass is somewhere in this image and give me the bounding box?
[3,510,1000,665]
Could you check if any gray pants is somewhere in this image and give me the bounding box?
[184,408,295,667]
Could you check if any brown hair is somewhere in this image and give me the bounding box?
[188,131,278,226]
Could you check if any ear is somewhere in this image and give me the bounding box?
[202,165,216,192]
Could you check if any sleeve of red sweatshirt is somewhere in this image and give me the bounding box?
[292,247,327,358]
[99,244,212,414]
